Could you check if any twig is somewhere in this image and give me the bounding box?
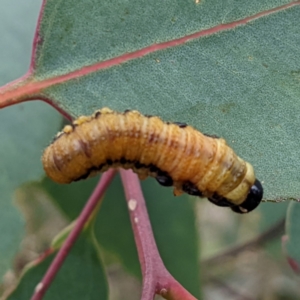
[120,169,198,300]
[31,169,116,300]
[202,218,285,267]
[208,278,255,300]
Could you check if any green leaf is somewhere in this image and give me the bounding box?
[259,201,288,231]
[7,232,108,300]
[42,175,141,278]
[0,104,61,279]
[0,0,62,279]
[30,0,300,201]
[0,0,42,82]
[0,103,62,278]
[41,176,99,220]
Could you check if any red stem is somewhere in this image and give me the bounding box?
[120,169,198,300]
[30,169,116,300]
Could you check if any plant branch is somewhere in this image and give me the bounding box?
[207,278,255,300]
[31,169,116,300]
[202,218,285,268]
[120,169,198,300]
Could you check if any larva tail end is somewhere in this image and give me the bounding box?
[231,179,263,214]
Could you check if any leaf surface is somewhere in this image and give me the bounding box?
[0,0,61,279]
[3,0,298,201]
[7,232,108,300]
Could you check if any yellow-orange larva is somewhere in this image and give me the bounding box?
[42,107,263,213]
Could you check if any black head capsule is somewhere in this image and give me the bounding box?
[231,179,263,214]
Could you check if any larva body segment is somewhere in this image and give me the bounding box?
[42,108,263,213]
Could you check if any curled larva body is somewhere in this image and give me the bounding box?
[42,108,263,213]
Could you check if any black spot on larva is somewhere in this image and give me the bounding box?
[106,159,113,165]
[182,181,203,196]
[173,121,187,128]
[149,164,158,173]
[124,109,131,114]
[134,161,146,169]
[156,172,173,186]
[74,163,107,182]
[95,111,101,118]
[203,133,219,139]
[120,157,127,164]
[97,163,105,171]
[74,171,90,181]
[208,193,232,207]
[145,114,153,118]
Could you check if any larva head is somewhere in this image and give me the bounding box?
[231,179,263,213]
[208,179,263,213]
